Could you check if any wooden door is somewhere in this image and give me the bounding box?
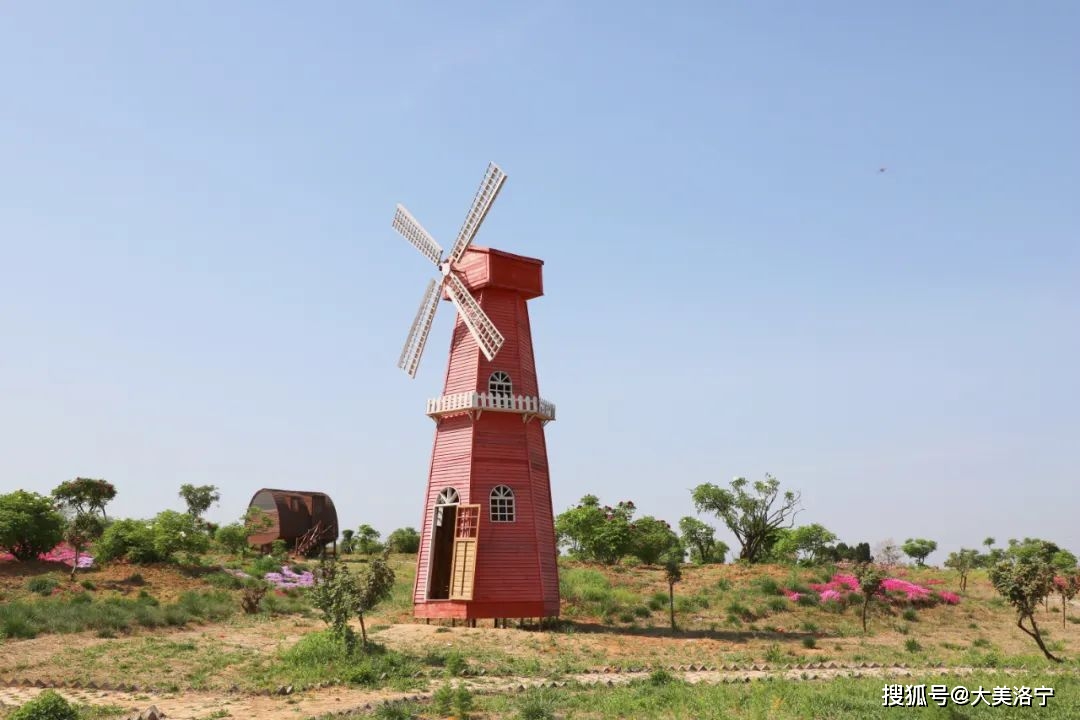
[448,504,481,600]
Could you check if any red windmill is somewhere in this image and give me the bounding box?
[391,162,559,625]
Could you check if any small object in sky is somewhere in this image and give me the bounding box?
[879,167,887,173]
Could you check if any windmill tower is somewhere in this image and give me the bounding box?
[392,163,559,624]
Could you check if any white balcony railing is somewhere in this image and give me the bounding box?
[426,391,556,422]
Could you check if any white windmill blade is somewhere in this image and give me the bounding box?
[392,204,444,266]
[445,271,505,361]
[398,278,442,378]
[446,162,507,264]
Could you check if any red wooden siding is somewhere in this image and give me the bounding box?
[414,246,558,619]
[413,415,475,605]
[415,404,558,613]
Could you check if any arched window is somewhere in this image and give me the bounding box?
[490,485,515,522]
[488,371,512,397]
[435,487,459,527]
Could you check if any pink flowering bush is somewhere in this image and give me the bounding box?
[786,572,960,608]
[0,543,93,568]
[881,578,933,603]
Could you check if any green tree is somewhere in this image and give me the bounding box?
[829,542,872,563]
[944,548,980,592]
[678,516,726,564]
[770,523,838,565]
[664,558,682,631]
[50,478,116,521]
[62,513,103,579]
[356,551,396,647]
[0,490,65,561]
[1051,550,1079,627]
[854,563,885,633]
[178,484,221,525]
[555,496,635,565]
[244,506,273,535]
[690,475,801,563]
[215,522,251,556]
[312,556,361,649]
[52,479,110,577]
[1053,573,1080,629]
[901,538,938,567]
[340,529,355,554]
[629,516,681,565]
[311,551,396,651]
[356,524,383,554]
[386,527,421,554]
[152,510,211,561]
[988,543,1062,662]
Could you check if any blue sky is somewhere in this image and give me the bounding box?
[2,2,1077,564]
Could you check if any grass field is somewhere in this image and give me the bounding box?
[1,553,1077,718]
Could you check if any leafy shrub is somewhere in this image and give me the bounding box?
[7,690,77,720]
[802,636,817,649]
[766,597,788,612]
[27,576,59,596]
[95,512,210,564]
[270,539,288,560]
[248,554,281,575]
[0,491,65,561]
[648,669,676,686]
[517,688,557,720]
[373,701,416,720]
[432,683,454,715]
[452,683,473,720]
[80,580,95,591]
[902,607,919,622]
[215,523,251,556]
[725,601,754,620]
[753,577,782,596]
[905,638,922,653]
[444,650,469,677]
[204,571,245,590]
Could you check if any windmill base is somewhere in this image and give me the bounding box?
[413,599,560,620]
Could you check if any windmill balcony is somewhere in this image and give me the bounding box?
[426,391,556,423]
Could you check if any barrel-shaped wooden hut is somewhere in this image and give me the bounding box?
[246,488,339,557]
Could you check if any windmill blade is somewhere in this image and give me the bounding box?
[393,204,444,266]
[445,271,505,361]
[447,162,507,264]
[398,278,442,378]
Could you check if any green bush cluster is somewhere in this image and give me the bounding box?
[94,511,209,564]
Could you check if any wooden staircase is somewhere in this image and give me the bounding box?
[294,521,334,558]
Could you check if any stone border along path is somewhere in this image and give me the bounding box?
[0,663,1071,720]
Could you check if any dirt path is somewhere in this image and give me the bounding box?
[2,662,1064,720]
